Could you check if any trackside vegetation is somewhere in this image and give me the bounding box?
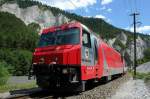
[136,72,150,82]
[0,12,39,76]
[0,61,10,86]
[129,71,150,82]
[0,81,37,93]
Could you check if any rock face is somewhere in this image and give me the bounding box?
[117,32,127,45]
[0,2,149,66]
[0,3,70,29]
[108,32,148,66]
[127,36,147,61]
[107,38,116,47]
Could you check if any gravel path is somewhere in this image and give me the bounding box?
[145,81,150,93]
[7,76,35,85]
[66,74,130,99]
[137,62,150,73]
[110,79,150,99]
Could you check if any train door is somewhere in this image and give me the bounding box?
[93,38,98,64]
[81,29,96,81]
[93,38,99,78]
[81,30,94,66]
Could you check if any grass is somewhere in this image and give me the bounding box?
[129,70,150,82]
[0,81,37,93]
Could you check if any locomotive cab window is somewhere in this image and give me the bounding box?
[82,30,91,48]
[38,28,80,47]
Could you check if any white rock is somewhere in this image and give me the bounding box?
[0,3,70,30]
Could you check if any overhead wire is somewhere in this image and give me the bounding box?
[69,0,78,9]
[69,0,84,16]
[138,0,145,34]
[126,0,142,33]
[125,0,134,31]
[134,0,142,34]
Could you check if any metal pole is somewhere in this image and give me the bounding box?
[130,13,139,78]
[133,13,137,78]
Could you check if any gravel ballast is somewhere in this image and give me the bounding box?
[110,79,150,99]
[67,74,130,99]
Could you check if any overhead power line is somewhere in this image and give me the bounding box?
[69,0,84,15]
[69,0,78,9]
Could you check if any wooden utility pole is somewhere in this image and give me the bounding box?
[130,12,139,78]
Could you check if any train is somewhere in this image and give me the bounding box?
[31,22,126,91]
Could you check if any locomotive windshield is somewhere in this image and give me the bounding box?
[38,28,80,47]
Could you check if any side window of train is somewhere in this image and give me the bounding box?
[94,39,98,62]
[82,30,91,48]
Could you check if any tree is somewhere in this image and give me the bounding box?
[144,48,150,60]
[0,61,10,85]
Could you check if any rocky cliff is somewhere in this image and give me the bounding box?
[0,3,69,30]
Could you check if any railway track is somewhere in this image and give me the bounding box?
[6,95,54,99]
[2,74,130,99]
[3,88,42,99]
[4,87,75,99]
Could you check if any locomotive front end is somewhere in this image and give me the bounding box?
[32,23,82,90]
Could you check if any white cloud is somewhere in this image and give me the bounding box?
[107,8,112,12]
[100,6,112,13]
[83,16,92,18]
[100,6,106,10]
[126,26,150,34]
[35,0,97,10]
[84,15,111,24]
[101,0,113,5]
[95,14,111,23]
[106,18,111,23]
[95,15,106,19]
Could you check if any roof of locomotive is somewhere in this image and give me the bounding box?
[41,21,101,38]
[41,22,121,56]
[41,22,81,34]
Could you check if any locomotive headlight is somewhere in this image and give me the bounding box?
[33,62,37,65]
[62,68,68,74]
[39,57,45,64]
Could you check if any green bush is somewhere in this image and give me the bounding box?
[133,72,150,82]
[13,50,32,76]
[144,48,150,60]
[0,49,32,76]
[144,72,150,82]
[0,61,10,85]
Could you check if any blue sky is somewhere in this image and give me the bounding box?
[35,0,150,34]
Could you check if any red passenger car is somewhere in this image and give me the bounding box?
[31,22,126,91]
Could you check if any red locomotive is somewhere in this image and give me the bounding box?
[31,22,126,91]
